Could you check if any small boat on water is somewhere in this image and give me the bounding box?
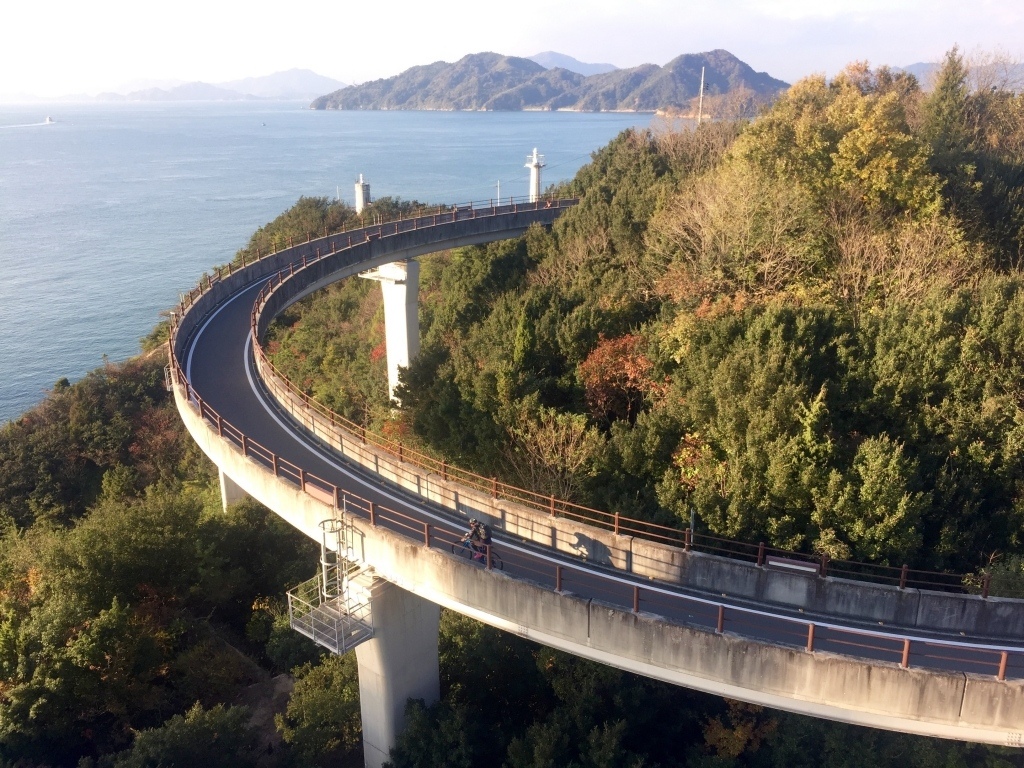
[44,116,54,124]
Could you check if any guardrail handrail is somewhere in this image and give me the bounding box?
[169,196,985,610]
[167,349,1022,679]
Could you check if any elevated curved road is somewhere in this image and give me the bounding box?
[170,199,1024,747]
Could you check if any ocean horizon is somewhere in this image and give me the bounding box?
[0,101,654,423]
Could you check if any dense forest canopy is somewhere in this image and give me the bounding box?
[270,50,1024,580]
[5,48,1024,767]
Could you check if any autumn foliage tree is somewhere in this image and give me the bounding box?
[578,334,659,425]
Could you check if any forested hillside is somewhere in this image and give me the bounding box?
[276,50,1024,580]
[264,49,1024,766]
[6,46,1024,767]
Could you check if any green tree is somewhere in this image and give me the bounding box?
[276,653,362,765]
[97,703,261,768]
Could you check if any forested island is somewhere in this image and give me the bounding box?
[309,50,787,115]
[3,48,1024,767]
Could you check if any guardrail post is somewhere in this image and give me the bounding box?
[549,494,556,518]
[614,512,620,536]
[241,434,249,456]
[684,528,691,552]
[716,605,724,633]
[982,573,991,599]
[491,477,497,498]
[272,453,279,476]
[757,542,765,567]
[901,638,911,669]
[998,651,1009,681]
[299,469,306,493]
[632,585,640,613]
[555,565,563,592]
[398,443,403,463]
[806,623,815,652]
[216,414,223,437]
[899,564,909,590]
[441,460,447,481]
[820,553,829,578]
[361,426,366,444]
[423,522,430,546]
[369,502,377,526]
[486,544,493,571]
[334,486,341,510]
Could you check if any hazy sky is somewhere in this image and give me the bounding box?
[4,0,1022,97]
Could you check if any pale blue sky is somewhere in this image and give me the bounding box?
[4,0,1022,97]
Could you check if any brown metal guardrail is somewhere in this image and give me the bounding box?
[168,351,1023,680]
[169,195,992,637]
[240,209,981,596]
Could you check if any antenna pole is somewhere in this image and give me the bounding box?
[697,66,705,125]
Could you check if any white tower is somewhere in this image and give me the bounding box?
[355,174,370,214]
[525,148,546,203]
[358,260,420,406]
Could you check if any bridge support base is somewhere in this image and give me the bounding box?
[355,580,440,768]
[218,469,249,513]
[359,260,420,406]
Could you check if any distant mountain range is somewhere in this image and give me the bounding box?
[310,50,788,113]
[528,52,618,77]
[96,69,347,102]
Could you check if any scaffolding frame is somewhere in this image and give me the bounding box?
[287,511,374,654]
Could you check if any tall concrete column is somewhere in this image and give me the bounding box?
[218,469,249,513]
[359,260,420,405]
[355,580,440,768]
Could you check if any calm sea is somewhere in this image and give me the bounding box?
[0,102,652,422]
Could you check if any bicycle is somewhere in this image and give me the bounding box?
[452,537,503,570]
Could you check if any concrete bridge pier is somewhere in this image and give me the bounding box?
[356,579,440,768]
[218,469,249,512]
[358,260,420,405]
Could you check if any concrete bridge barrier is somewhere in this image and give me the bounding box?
[173,383,1024,747]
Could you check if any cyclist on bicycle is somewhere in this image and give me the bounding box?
[466,518,492,561]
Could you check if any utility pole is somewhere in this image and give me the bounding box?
[697,66,706,126]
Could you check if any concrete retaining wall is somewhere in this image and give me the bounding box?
[173,387,1024,747]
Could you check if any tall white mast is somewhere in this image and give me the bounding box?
[525,148,546,203]
[697,66,706,125]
